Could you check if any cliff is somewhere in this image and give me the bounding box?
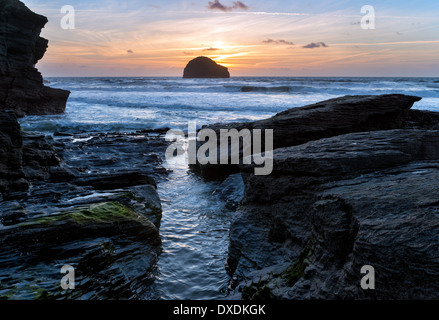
[0,0,70,117]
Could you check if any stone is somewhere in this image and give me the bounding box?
[228,129,439,299]
[183,56,230,78]
[0,0,70,116]
[191,94,423,180]
[0,111,28,197]
[0,196,162,300]
[0,128,171,299]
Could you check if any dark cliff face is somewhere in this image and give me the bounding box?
[0,111,28,197]
[183,56,230,79]
[0,0,70,117]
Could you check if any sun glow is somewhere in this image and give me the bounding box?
[28,0,439,77]
[213,41,224,49]
[212,52,249,68]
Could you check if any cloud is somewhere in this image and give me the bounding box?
[278,40,294,45]
[207,0,249,12]
[263,38,294,46]
[232,1,249,10]
[127,49,134,53]
[203,47,221,51]
[262,38,276,44]
[303,42,328,49]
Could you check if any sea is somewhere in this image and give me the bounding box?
[19,77,439,300]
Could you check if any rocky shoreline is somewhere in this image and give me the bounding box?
[1,0,439,301]
[190,94,439,299]
[2,93,439,300]
[0,115,171,299]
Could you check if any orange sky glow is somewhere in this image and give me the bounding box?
[23,0,439,77]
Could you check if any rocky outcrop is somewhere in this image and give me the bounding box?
[225,99,439,299]
[0,110,78,199]
[0,127,171,299]
[191,94,423,180]
[183,56,230,79]
[0,195,162,300]
[0,111,28,197]
[0,0,70,117]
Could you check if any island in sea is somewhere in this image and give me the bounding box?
[183,56,230,78]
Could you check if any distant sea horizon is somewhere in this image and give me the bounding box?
[45,75,439,78]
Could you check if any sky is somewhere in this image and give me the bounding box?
[23,0,439,77]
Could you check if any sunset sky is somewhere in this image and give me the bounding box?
[24,0,439,77]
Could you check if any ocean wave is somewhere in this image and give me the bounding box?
[32,77,439,137]
[240,86,291,93]
[45,77,439,98]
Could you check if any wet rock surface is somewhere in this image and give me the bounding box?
[0,126,171,299]
[184,94,439,300]
[2,90,439,300]
[227,129,439,299]
[191,94,424,180]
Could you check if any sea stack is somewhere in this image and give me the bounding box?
[0,0,70,117]
[183,56,230,79]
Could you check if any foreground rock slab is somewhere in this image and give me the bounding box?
[228,129,439,299]
[0,115,170,299]
[0,195,161,300]
[191,94,423,180]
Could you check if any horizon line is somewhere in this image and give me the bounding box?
[44,75,439,78]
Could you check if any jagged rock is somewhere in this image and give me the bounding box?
[0,0,70,116]
[0,195,162,300]
[0,129,170,299]
[0,112,80,200]
[191,94,423,180]
[228,129,439,299]
[183,56,230,79]
[0,111,28,197]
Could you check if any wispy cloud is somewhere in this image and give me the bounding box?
[303,42,328,49]
[263,39,294,46]
[332,40,439,46]
[207,0,249,12]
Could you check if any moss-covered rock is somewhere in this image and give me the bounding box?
[241,278,272,300]
[0,196,162,300]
